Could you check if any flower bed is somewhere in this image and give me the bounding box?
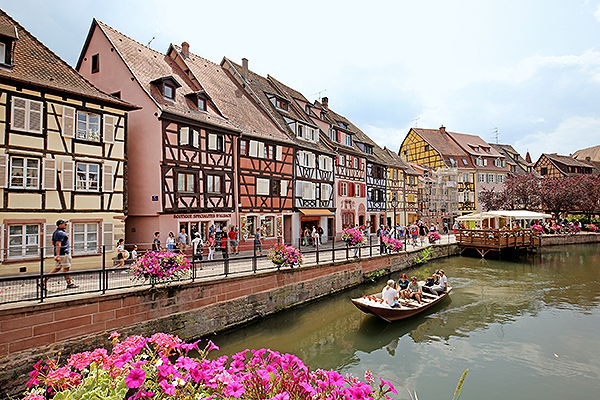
[267,244,303,268]
[382,236,403,252]
[22,332,398,400]
[130,251,191,286]
[341,228,367,247]
[531,224,544,233]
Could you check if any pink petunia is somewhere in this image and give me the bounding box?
[125,368,146,389]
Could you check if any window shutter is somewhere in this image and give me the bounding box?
[320,184,327,201]
[103,114,115,144]
[208,133,217,150]
[12,97,26,131]
[484,159,488,166]
[336,130,341,142]
[42,158,57,190]
[303,182,312,200]
[249,140,258,157]
[349,182,354,197]
[296,180,304,197]
[258,142,265,158]
[0,153,8,188]
[350,156,354,168]
[61,160,75,191]
[469,192,475,202]
[276,145,282,161]
[362,184,366,197]
[298,151,305,166]
[44,223,55,258]
[103,222,114,252]
[310,153,316,168]
[327,157,332,171]
[0,224,3,261]
[336,156,339,166]
[62,106,75,138]
[280,180,287,196]
[311,183,316,200]
[103,164,114,192]
[192,130,199,148]
[180,127,190,146]
[339,181,343,196]
[28,100,43,133]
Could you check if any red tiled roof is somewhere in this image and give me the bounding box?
[411,128,474,168]
[0,11,132,108]
[94,20,240,132]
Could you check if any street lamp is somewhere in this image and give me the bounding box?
[390,195,399,239]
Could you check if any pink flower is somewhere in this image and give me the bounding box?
[226,380,245,398]
[125,368,146,388]
[364,369,374,384]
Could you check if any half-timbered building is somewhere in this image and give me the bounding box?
[382,148,420,227]
[445,131,509,213]
[400,127,477,215]
[310,98,367,235]
[534,153,598,179]
[0,11,134,274]
[222,59,335,245]
[77,21,240,247]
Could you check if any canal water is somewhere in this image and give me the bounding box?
[208,243,600,399]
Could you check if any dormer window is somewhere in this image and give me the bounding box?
[0,24,17,68]
[273,97,288,111]
[473,146,480,152]
[346,135,352,146]
[462,158,468,165]
[151,76,181,101]
[186,91,210,112]
[484,147,491,153]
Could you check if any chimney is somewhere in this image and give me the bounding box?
[181,42,190,57]
[242,58,249,79]
[322,96,329,109]
[439,125,446,134]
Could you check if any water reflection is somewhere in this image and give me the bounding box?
[207,244,600,399]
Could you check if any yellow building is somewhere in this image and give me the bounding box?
[399,126,476,214]
[0,11,134,274]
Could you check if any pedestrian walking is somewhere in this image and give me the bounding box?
[191,232,203,269]
[152,231,161,252]
[220,233,229,259]
[177,228,188,253]
[131,245,138,262]
[44,219,77,292]
[166,232,175,252]
[254,229,262,256]
[229,226,239,255]
[207,233,215,260]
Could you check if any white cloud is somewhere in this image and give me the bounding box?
[515,116,600,161]
[594,4,600,20]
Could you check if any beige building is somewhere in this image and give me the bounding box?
[0,10,134,274]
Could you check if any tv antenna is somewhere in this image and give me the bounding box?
[492,127,499,143]
[412,117,420,127]
[308,89,326,101]
[147,36,156,47]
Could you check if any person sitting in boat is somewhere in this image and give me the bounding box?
[397,273,409,298]
[382,279,399,307]
[405,276,422,304]
[430,269,448,296]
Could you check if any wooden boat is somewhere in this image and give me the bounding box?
[351,283,452,322]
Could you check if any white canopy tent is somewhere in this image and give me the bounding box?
[456,210,552,229]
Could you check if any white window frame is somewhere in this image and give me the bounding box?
[72,222,99,255]
[7,223,40,259]
[9,156,39,190]
[355,183,361,197]
[76,111,101,142]
[207,174,222,194]
[75,162,100,192]
[341,182,348,196]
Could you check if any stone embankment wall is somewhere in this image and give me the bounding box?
[0,243,458,395]
[541,232,600,246]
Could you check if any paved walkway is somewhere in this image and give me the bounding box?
[0,235,456,307]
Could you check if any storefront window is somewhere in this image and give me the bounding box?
[264,216,274,237]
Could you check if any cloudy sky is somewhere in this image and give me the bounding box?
[2,0,600,161]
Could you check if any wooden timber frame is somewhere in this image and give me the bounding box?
[455,229,541,257]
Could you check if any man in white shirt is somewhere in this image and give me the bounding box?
[381,280,399,307]
[431,270,448,296]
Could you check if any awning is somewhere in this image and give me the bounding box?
[456,210,552,221]
[298,209,334,216]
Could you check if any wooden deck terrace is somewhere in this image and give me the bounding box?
[455,229,542,257]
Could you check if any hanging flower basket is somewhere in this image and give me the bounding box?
[341,228,367,247]
[428,231,441,243]
[267,244,303,268]
[382,236,403,252]
[130,251,191,286]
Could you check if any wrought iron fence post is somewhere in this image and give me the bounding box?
[224,257,229,276]
[345,242,349,260]
[369,234,373,257]
[252,245,257,273]
[316,239,319,265]
[102,245,107,293]
[39,244,45,302]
